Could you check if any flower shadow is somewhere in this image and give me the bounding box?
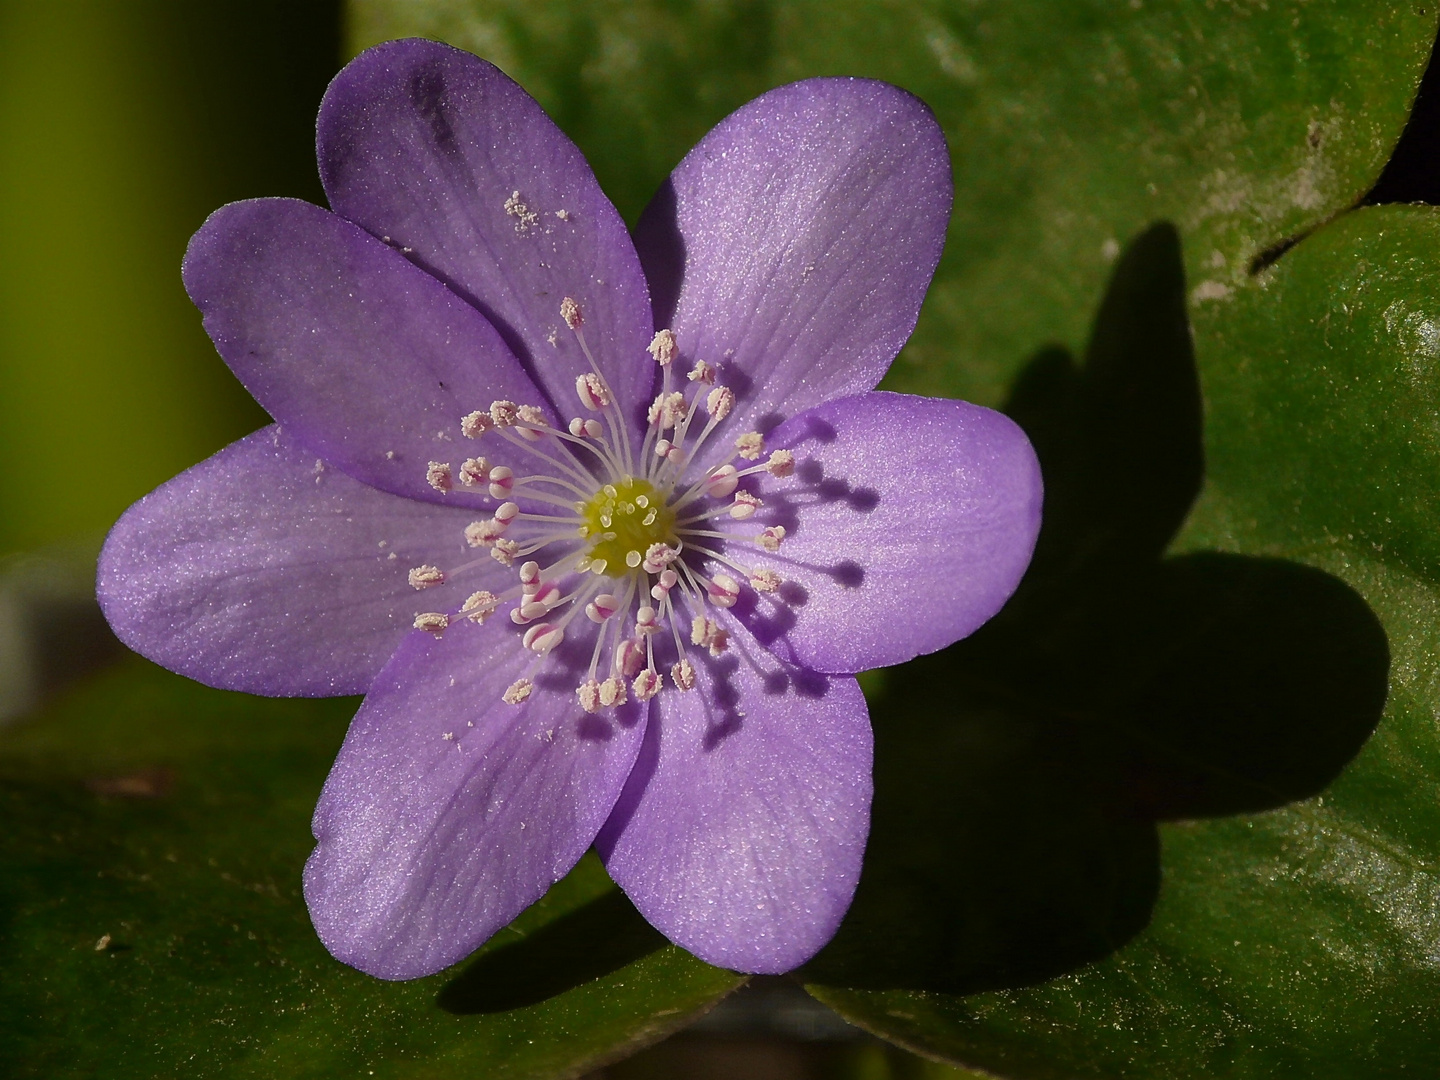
[801,222,1390,995]
[437,886,667,1014]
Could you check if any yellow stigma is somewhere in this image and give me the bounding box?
[579,477,676,576]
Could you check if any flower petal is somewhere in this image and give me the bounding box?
[739,391,1042,674]
[304,614,648,980]
[318,39,655,419]
[183,196,546,508]
[633,78,952,441]
[597,633,871,974]
[97,425,488,697]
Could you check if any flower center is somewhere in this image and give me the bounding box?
[405,299,799,715]
[579,477,677,576]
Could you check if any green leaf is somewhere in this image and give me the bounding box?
[0,659,741,1079]
[348,0,1435,404]
[808,208,1440,1077]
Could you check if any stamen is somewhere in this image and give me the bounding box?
[688,360,715,385]
[736,432,765,460]
[462,590,500,622]
[642,543,678,574]
[522,622,564,654]
[426,461,453,492]
[491,539,520,566]
[561,296,583,330]
[490,400,520,427]
[465,519,504,547]
[576,372,611,410]
[408,565,445,589]
[648,329,678,366]
[703,465,739,499]
[758,525,787,552]
[617,638,645,677]
[516,404,548,442]
[488,466,515,498]
[577,678,602,713]
[462,411,494,438]
[750,568,782,592]
[707,574,741,608]
[671,658,697,690]
[599,676,627,707]
[730,491,762,519]
[633,669,663,700]
[502,679,534,704]
[494,502,520,526]
[413,612,449,634]
[585,593,621,622]
[648,392,687,430]
[459,457,489,486]
[765,450,795,477]
[635,605,660,636]
[705,386,735,420]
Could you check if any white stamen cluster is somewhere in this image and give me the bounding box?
[407,297,796,714]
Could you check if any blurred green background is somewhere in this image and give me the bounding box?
[0,0,337,555]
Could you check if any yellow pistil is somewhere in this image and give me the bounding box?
[580,476,676,575]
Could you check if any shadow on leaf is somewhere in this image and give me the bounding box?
[803,222,1389,995]
[438,887,667,1014]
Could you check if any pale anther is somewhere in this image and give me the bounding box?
[648,328,678,366]
[688,360,715,384]
[494,501,520,525]
[426,461,453,492]
[633,670,663,700]
[750,568,782,592]
[758,525,787,552]
[708,574,741,608]
[463,590,500,622]
[766,449,795,477]
[465,519,504,547]
[730,490,762,519]
[642,543,678,574]
[520,561,542,589]
[569,417,587,437]
[487,466,515,498]
[522,622,564,654]
[636,606,659,635]
[654,438,673,458]
[599,676,627,708]
[461,410,493,438]
[502,679,534,705]
[578,679,602,713]
[706,385,735,420]
[736,431,765,460]
[560,296,583,330]
[408,564,445,590]
[459,457,489,486]
[618,638,645,677]
[576,372,610,410]
[489,400,520,427]
[585,593,621,623]
[707,628,730,657]
[672,658,697,691]
[516,404,548,441]
[704,464,739,499]
[491,539,520,566]
[413,612,449,634]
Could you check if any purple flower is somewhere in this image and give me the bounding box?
[96,39,1042,979]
